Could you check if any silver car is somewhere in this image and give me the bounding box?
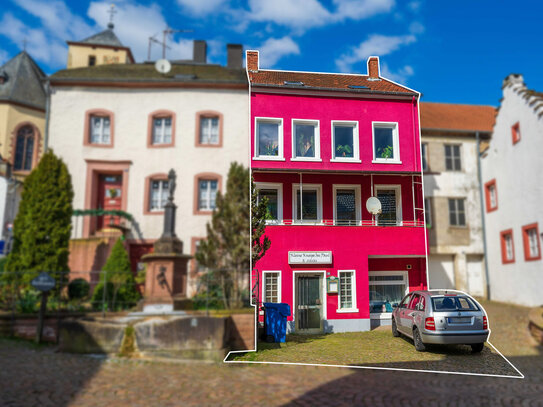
[391,290,489,352]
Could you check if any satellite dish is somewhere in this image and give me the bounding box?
[155,59,171,74]
[366,196,382,215]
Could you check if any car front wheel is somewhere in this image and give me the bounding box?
[471,343,484,353]
[413,328,426,352]
[391,318,400,337]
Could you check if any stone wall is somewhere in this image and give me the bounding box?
[227,314,255,350]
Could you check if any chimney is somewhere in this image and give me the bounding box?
[193,40,207,64]
[367,56,380,80]
[246,50,259,72]
[227,44,243,69]
[502,73,525,88]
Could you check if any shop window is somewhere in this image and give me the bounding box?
[522,223,541,261]
[292,120,320,160]
[338,271,358,312]
[293,184,322,224]
[14,125,35,171]
[263,271,281,303]
[333,185,361,225]
[500,229,515,264]
[256,182,283,224]
[372,122,400,163]
[448,198,466,227]
[512,122,521,144]
[255,118,283,159]
[369,271,408,315]
[374,185,402,226]
[444,144,461,171]
[484,179,498,212]
[331,121,359,161]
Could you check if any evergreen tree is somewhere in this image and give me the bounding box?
[92,238,140,310]
[196,162,270,309]
[4,150,73,295]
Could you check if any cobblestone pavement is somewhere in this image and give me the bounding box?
[1,300,542,407]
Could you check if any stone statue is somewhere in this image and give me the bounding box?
[167,169,176,201]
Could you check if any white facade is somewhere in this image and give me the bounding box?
[48,84,248,293]
[423,135,486,296]
[482,74,543,306]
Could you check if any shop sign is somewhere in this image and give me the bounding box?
[288,251,332,264]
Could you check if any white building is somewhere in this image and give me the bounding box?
[48,38,248,295]
[420,102,496,297]
[481,74,543,306]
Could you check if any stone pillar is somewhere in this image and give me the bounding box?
[453,252,468,292]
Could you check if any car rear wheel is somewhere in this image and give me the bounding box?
[470,343,484,353]
[413,328,426,352]
[391,318,400,337]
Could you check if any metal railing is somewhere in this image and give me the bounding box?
[265,219,426,227]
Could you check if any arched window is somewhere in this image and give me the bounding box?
[14,125,35,171]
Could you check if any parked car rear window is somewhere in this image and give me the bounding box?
[431,296,479,311]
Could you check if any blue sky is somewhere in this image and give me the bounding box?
[1,0,541,106]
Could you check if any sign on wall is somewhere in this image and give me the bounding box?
[288,251,332,264]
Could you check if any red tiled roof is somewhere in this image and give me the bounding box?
[249,70,415,95]
[420,102,496,132]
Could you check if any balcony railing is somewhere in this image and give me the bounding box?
[265,219,425,227]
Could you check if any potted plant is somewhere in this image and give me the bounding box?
[336,144,353,158]
[378,145,394,159]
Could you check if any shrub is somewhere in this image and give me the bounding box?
[68,278,90,300]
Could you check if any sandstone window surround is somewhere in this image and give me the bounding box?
[193,173,222,215]
[522,223,541,261]
[484,179,498,213]
[84,109,114,147]
[196,111,223,147]
[511,122,521,145]
[147,110,176,148]
[144,173,169,215]
[12,122,40,173]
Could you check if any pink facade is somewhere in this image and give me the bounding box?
[249,53,427,333]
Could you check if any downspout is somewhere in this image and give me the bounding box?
[43,78,51,151]
[299,172,303,222]
[476,131,491,300]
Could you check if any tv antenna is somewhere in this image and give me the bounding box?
[148,26,193,60]
[107,4,116,29]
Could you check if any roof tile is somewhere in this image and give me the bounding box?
[420,102,496,132]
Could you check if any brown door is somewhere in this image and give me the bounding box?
[97,174,122,229]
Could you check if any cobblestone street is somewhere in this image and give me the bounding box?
[1,300,542,407]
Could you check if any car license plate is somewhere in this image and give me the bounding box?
[448,317,471,323]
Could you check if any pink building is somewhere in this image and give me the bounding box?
[248,51,428,333]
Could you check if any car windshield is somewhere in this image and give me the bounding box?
[431,296,479,311]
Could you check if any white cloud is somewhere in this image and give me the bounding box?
[256,36,300,68]
[335,34,416,72]
[332,0,395,21]
[381,63,414,83]
[176,0,229,16]
[409,21,425,34]
[87,1,195,61]
[246,0,394,31]
[13,0,95,41]
[248,0,331,30]
[407,1,422,12]
[0,13,66,67]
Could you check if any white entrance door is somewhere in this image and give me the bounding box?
[467,255,485,296]
[428,254,455,289]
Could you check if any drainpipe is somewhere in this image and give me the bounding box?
[43,78,51,151]
[476,131,491,300]
[299,172,303,222]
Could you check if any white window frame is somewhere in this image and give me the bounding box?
[374,184,403,226]
[527,228,540,258]
[262,270,282,303]
[254,117,284,161]
[330,121,360,162]
[444,144,462,171]
[421,143,428,171]
[152,116,172,145]
[504,233,514,261]
[371,121,401,164]
[90,115,111,144]
[198,179,219,211]
[332,184,361,225]
[424,197,432,228]
[488,184,497,209]
[199,116,219,145]
[292,183,323,224]
[149,178,169,211]
[291,119,321,162]
[337,270,358,313]
[369,270,409,319]
[255,182,283,225]
[448,198,467,227]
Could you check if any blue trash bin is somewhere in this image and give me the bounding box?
[263,302,291,343]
